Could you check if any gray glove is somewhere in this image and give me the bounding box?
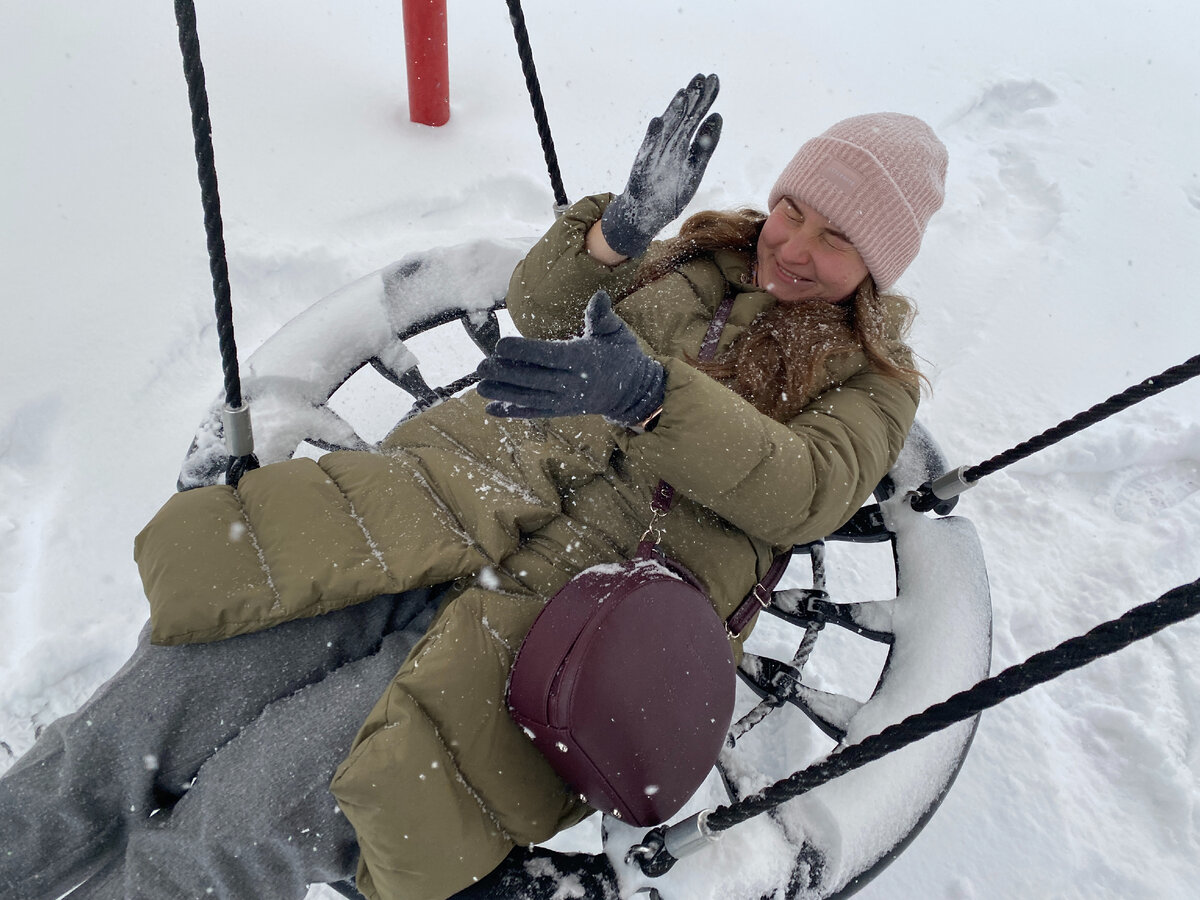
[599,73,723,259]
[476,291,665,426]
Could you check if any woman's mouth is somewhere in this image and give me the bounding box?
[774,260,811,285]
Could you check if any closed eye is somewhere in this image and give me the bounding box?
[823,230,853,249]
[781,199,805,222]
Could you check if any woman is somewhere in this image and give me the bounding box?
[0,75,946,900]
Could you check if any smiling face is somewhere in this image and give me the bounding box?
[755,198,869,304]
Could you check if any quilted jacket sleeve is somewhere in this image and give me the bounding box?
[625,356,920,549]
[505,194,645,340]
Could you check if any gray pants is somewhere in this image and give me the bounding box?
[0,589,441,900]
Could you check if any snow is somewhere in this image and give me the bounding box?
[3,1,1200,898]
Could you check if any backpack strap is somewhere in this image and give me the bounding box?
[699,293,736,358]
[650,291,735,508]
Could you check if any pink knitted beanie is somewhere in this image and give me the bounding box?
[768,113,948,290]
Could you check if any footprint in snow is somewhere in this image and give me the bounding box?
[1112,461,1200,523]
[950,79,1058,130]
[1184,184,1200,212]
[944,79,1064,240]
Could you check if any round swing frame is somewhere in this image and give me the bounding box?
[177,250,993,900]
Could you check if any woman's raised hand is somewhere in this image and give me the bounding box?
[476,291,665,427]
[599,74,723,259]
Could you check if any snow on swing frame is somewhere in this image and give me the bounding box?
[177,241,992,900]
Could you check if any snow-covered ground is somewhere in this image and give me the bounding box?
[3,2,1199,897]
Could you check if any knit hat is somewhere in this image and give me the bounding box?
[767,112,948,290]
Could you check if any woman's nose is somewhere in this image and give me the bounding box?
[780,231,814,263]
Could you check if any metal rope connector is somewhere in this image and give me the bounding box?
[664,809,718,859]
[908,465,975,514]
[222,402,255,458]
[628,810,719,878]
[222,402,259,487]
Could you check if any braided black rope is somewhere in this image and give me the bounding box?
[701,576,1200,836]
[174,0,258,485]
[504,0,569,209]
[912,353,1200,510]
[964,352,1200,484]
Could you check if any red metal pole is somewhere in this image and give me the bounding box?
[402,0,449,126]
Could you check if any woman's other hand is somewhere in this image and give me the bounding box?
[476,291,664,427]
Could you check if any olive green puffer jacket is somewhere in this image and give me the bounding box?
[133,194,919,900]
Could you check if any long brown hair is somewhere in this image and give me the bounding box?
[634,209,925,422]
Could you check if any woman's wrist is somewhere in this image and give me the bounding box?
[585,220,630,267]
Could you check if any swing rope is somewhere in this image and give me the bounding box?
[910,352,1200,512]
[173,0,259,488]
[504,0,569,210]
[634,576,1200,875]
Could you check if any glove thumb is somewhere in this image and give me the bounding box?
[583,290,626,340]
